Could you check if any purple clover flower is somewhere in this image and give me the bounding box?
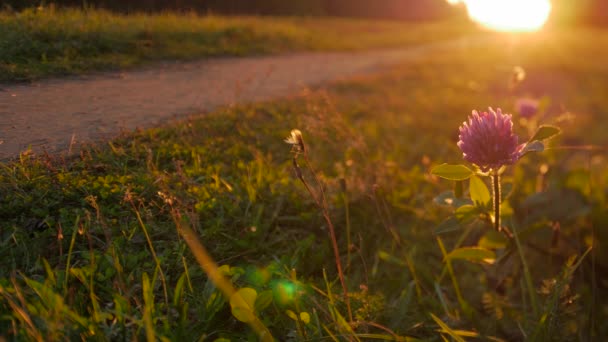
[515,98,539,119]
[458,108,521,171]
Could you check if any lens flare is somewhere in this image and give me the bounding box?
[273,281,297,305]
[449,0,552,32]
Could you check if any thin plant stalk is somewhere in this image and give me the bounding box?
[131,205,169,308]
[287,129,352,323]
[303,155,329,209]
[491,170,501,232]
[0,279,44,342]
[290,270,308,340]
[322,210,353,323]
[372,186,401,246]
[63,217,79,297]
[297,155,353,324]
[171,209,274,341]
[511,220,539,317]
[182,256,194,293]
[436,237,469,318]
[341,180,352,269]
[438,225,474,283]
[405,252,423,302]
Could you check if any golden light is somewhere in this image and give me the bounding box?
[449,0,552,32]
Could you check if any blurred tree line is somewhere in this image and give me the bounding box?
[1,0,607,25]
[0,0,457,20]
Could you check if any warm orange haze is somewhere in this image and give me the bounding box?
[1,1,607,341]
[448,0,552,32]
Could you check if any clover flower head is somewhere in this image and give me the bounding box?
[516,98,540,119]
[285,129,305,153]
[457,108,521,171]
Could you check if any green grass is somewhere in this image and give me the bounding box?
[1,25,607,340]
[0,6,476,82]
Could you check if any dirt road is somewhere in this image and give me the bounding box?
[0,38,477,159]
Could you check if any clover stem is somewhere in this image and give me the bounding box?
[491,170,501,232]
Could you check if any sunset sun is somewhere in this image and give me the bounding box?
[449,0,552,32]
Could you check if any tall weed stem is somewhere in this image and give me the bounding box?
[295,154,353,323]
[491,170,501,232]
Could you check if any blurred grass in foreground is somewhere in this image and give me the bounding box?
[0,6,475,82]
[0,25,607,340]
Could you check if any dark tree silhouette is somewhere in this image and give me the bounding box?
[1,0,454,20]
[1,0,606,25]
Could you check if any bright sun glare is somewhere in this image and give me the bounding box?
[448,0,552,32]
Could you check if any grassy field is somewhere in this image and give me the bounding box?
[0,6,476,82]
[1,21,608,341]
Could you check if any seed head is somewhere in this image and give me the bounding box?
[285,129,306,154]
[510,66,526,89]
